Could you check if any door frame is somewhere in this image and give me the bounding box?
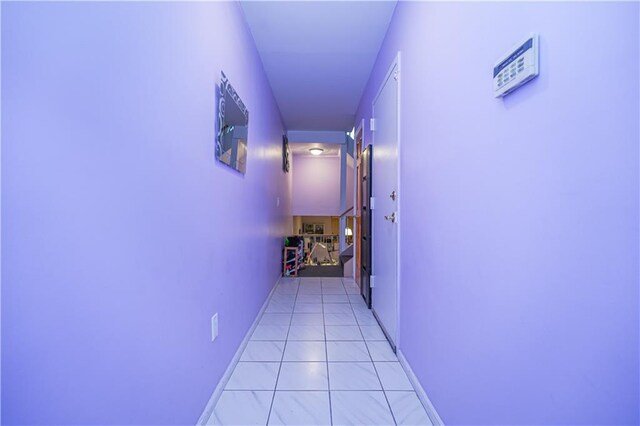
[371,51,402,349]
[353,119,365,281]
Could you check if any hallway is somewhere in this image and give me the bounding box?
[208,278,431,426]
[2,1,638,425]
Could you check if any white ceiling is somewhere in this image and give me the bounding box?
[241,1,398,131]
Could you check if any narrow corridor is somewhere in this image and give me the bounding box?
[208,277,431,426]
[3,2,638,425]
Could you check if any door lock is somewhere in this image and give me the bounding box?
[384,212,396,223]
[390,191,397,201]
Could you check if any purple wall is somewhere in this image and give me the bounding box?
[292,154,341,216]
[2,2,290,424]
[355,2,639,425]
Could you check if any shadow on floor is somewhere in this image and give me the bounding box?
[297,265,343,278]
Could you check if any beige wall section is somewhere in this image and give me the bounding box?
[292,216,302,234]
[292,216,340,235]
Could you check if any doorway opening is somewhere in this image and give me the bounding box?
[289,215,355,278]
[285,138,355,278]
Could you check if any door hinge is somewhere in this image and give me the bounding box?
[370,197,376,210]
[370,275,376,288]
[394,70,399,81]
[370,118,376,132]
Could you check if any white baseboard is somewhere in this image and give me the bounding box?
[196,277,282,425]
[397,349,445,426]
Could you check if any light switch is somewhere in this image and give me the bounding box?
[211,313,219,342]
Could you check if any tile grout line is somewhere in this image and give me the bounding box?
[239,360,398,363]
[350,280,399,426]
[270,277,392,423]
[265,277,299,425]
[322,278,334,426]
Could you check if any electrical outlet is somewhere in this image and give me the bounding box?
[211,313,218,342]
[276,196,280,207]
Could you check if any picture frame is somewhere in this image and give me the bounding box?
[282,134,290,173]
[216,71,249,174]
[302,223,325,235]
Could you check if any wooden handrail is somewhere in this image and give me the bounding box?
[339,207,354,218]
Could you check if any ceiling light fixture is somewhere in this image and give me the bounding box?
[309,148,324,156]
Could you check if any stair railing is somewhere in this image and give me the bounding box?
[339,206,354,253]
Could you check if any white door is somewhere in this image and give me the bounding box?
[372,56,399,348]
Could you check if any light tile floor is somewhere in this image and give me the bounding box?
[208,277,432,426]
